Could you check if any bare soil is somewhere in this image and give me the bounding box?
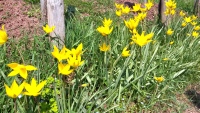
[0,0,41,38]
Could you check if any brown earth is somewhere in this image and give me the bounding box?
[0,0,41,38]
[0,0,200,112]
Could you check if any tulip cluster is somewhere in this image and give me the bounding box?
[51,43,84,75]
[5,63,46,98]
[113,1,154,58]
[164,0,176,15]
[115,3,130,16]
[97,18,113,52]
[181,15,200,38]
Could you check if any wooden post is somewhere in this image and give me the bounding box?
[158,0,167,25]
[194,0,200,17]
[144,0,147,4]
[40,0,47,24]
[47,0,65,47]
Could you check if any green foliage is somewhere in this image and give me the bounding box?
[23,0,40,4]
[41,76,61,113]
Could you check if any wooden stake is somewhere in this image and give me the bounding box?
[47,0,65,47]
[40,0,47,24]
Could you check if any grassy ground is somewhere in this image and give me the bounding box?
[1,0,200,112]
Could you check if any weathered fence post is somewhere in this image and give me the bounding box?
[194,0,200,17]
[47,0,65,47]
[158,0,167,25]
[40,0,47,24]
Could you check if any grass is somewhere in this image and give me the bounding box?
[1,0,200,112]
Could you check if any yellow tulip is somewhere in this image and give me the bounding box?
[43,24,55,34]
[116,10,122,17]
[132,3,141,12]
[154,76,164,83]
[121,47,130,57]
[70,43,83,56]
[58,62,74,75]
[99,43,110,52]
[121,6,130,14]
[97,26,113,37]
[184,17,192,23]
[145,2,153,10]
[24,78,46,96]
[115,3,123,9]
[166,29,174,35]
[179,10,185,17]
[67,54,84,68]
[194,26,200,31]
[192,31,199,38]
[0,25,8,45]
[4,80,25,98]
[131,32,154,47]
[102,18,112,27]
[7,63,37,79]
[51,45,69,62]
[170,41,174,45]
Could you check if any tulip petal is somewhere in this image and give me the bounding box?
[26,65,37,70]
[8,70,19,77]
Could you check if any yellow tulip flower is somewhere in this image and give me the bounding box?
[99,43,110,52]
[184,17,192,23]
[121,47,130,57]
[145,2,153,10]
[124,18,139,30]
[165,0,176,9]
[154,76,164,83]
[191,15,197,20]
[179,10,185,17]
[131,32,154,47]
[191,21,197,26]
[97,26,113,37]
[70,43,83,56]
[58,62,74,75]
[121,6,130,14]
[24,78,46,96]
[103,18,112,27]
[4,80,25,98]
[170,41,174,45]
[43,24,55,34]
[192,31,199,38]
[51,45,69,62]
[116,10,122,17]
[7,63,37,79]
[132,3,141,12]
[67,54,84,68]
[181,22,187,27]
[166,28,174,35]
[194,26,200,31]
[115,3,123,9]
[163,58,169,61]
[0,25,8,45]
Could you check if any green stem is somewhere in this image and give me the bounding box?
[61,80,66,112]
[14,98,17,113]
[110,55,121,77]
[114,46,135,89]
[104,51,109,85]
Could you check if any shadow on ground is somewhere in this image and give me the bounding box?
[185,89,200,109]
